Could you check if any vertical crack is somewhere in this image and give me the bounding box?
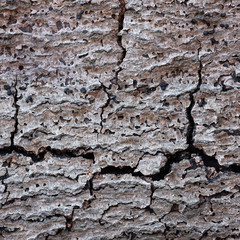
[145,183,156,214]
[117,0,126,64]
[99,83,112,133]
[65,206,79,231]
[112,0,126,89]
[10,76,19,148]
[89,178,94,196]
[99,1,126,130]
[186,44,202,146]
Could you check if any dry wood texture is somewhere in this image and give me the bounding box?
[0,0,240,239]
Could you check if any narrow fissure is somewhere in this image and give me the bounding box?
[117,0,126,65]
[10,77,19,148]
[99,83,112,133]
[146,183,156,214]
[186,46,203,145]
[1,51,240,179]
[112,0,126,89]
[65,208,76,232]
[89,178,94,196]
[99,0,126,129]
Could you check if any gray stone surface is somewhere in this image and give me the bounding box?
[0,0,240,239]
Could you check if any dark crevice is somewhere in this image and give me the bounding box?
[83,172,95,196]
[117,0,126,64]
[89,178,93,196]
[45,146,94,160]
[0,169,9,182]
[188,145,221,171]
[66,216,73,231]
[208,190,231,199]
[111,0,126,89]
[0,145,94,166]
[99,0,126,129]
[182,43,240,176]
[151,145,232,181]
[0,227,20,235]
[65,207,78,232]
[97,156,186,181]
[98,165,145,179]
[83,152,95,160]
[228,164,240,173]
[99,83,112,133]
[151,150,190,181]
[96,144,240,181]
[186,46,203,145]
[0,146,46,166]
[179,0,189,6]
[1,67,239,180]
[100,165,138,175]
[186,91,196,145]
[10,76,19,148]
[199,231,208,240]
[1,144,240,181]
[163,225,170,238]
[146,183,156,214]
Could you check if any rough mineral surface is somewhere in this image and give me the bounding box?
[0,0,240,239]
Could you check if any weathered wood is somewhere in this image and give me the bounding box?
[0,0,240,239]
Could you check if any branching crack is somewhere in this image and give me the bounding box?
[145,183,156,214]
[98,203,129,225]
[99,1,126,130]
[65,206,79,231]
[1,40,240,194]
[92,145,240,182]
[157,41,240,179]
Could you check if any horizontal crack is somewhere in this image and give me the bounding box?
[1,143,239,181]
[0,145,94,167]
[94,145,240,181]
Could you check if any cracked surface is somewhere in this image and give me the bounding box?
[0,0,240,239]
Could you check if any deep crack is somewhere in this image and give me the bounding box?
[96,146,240,181]
[0,145,94,167]
[111,0,126,89]
[186,44,203,145]
[89,178,94,196]
[65,207,79,231]
[1,48,240,180]
[10,76,19,148]
[117,0,126,65]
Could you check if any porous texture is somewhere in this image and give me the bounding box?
[0,0,240,239]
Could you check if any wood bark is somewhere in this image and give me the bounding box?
[0,0,240,239]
